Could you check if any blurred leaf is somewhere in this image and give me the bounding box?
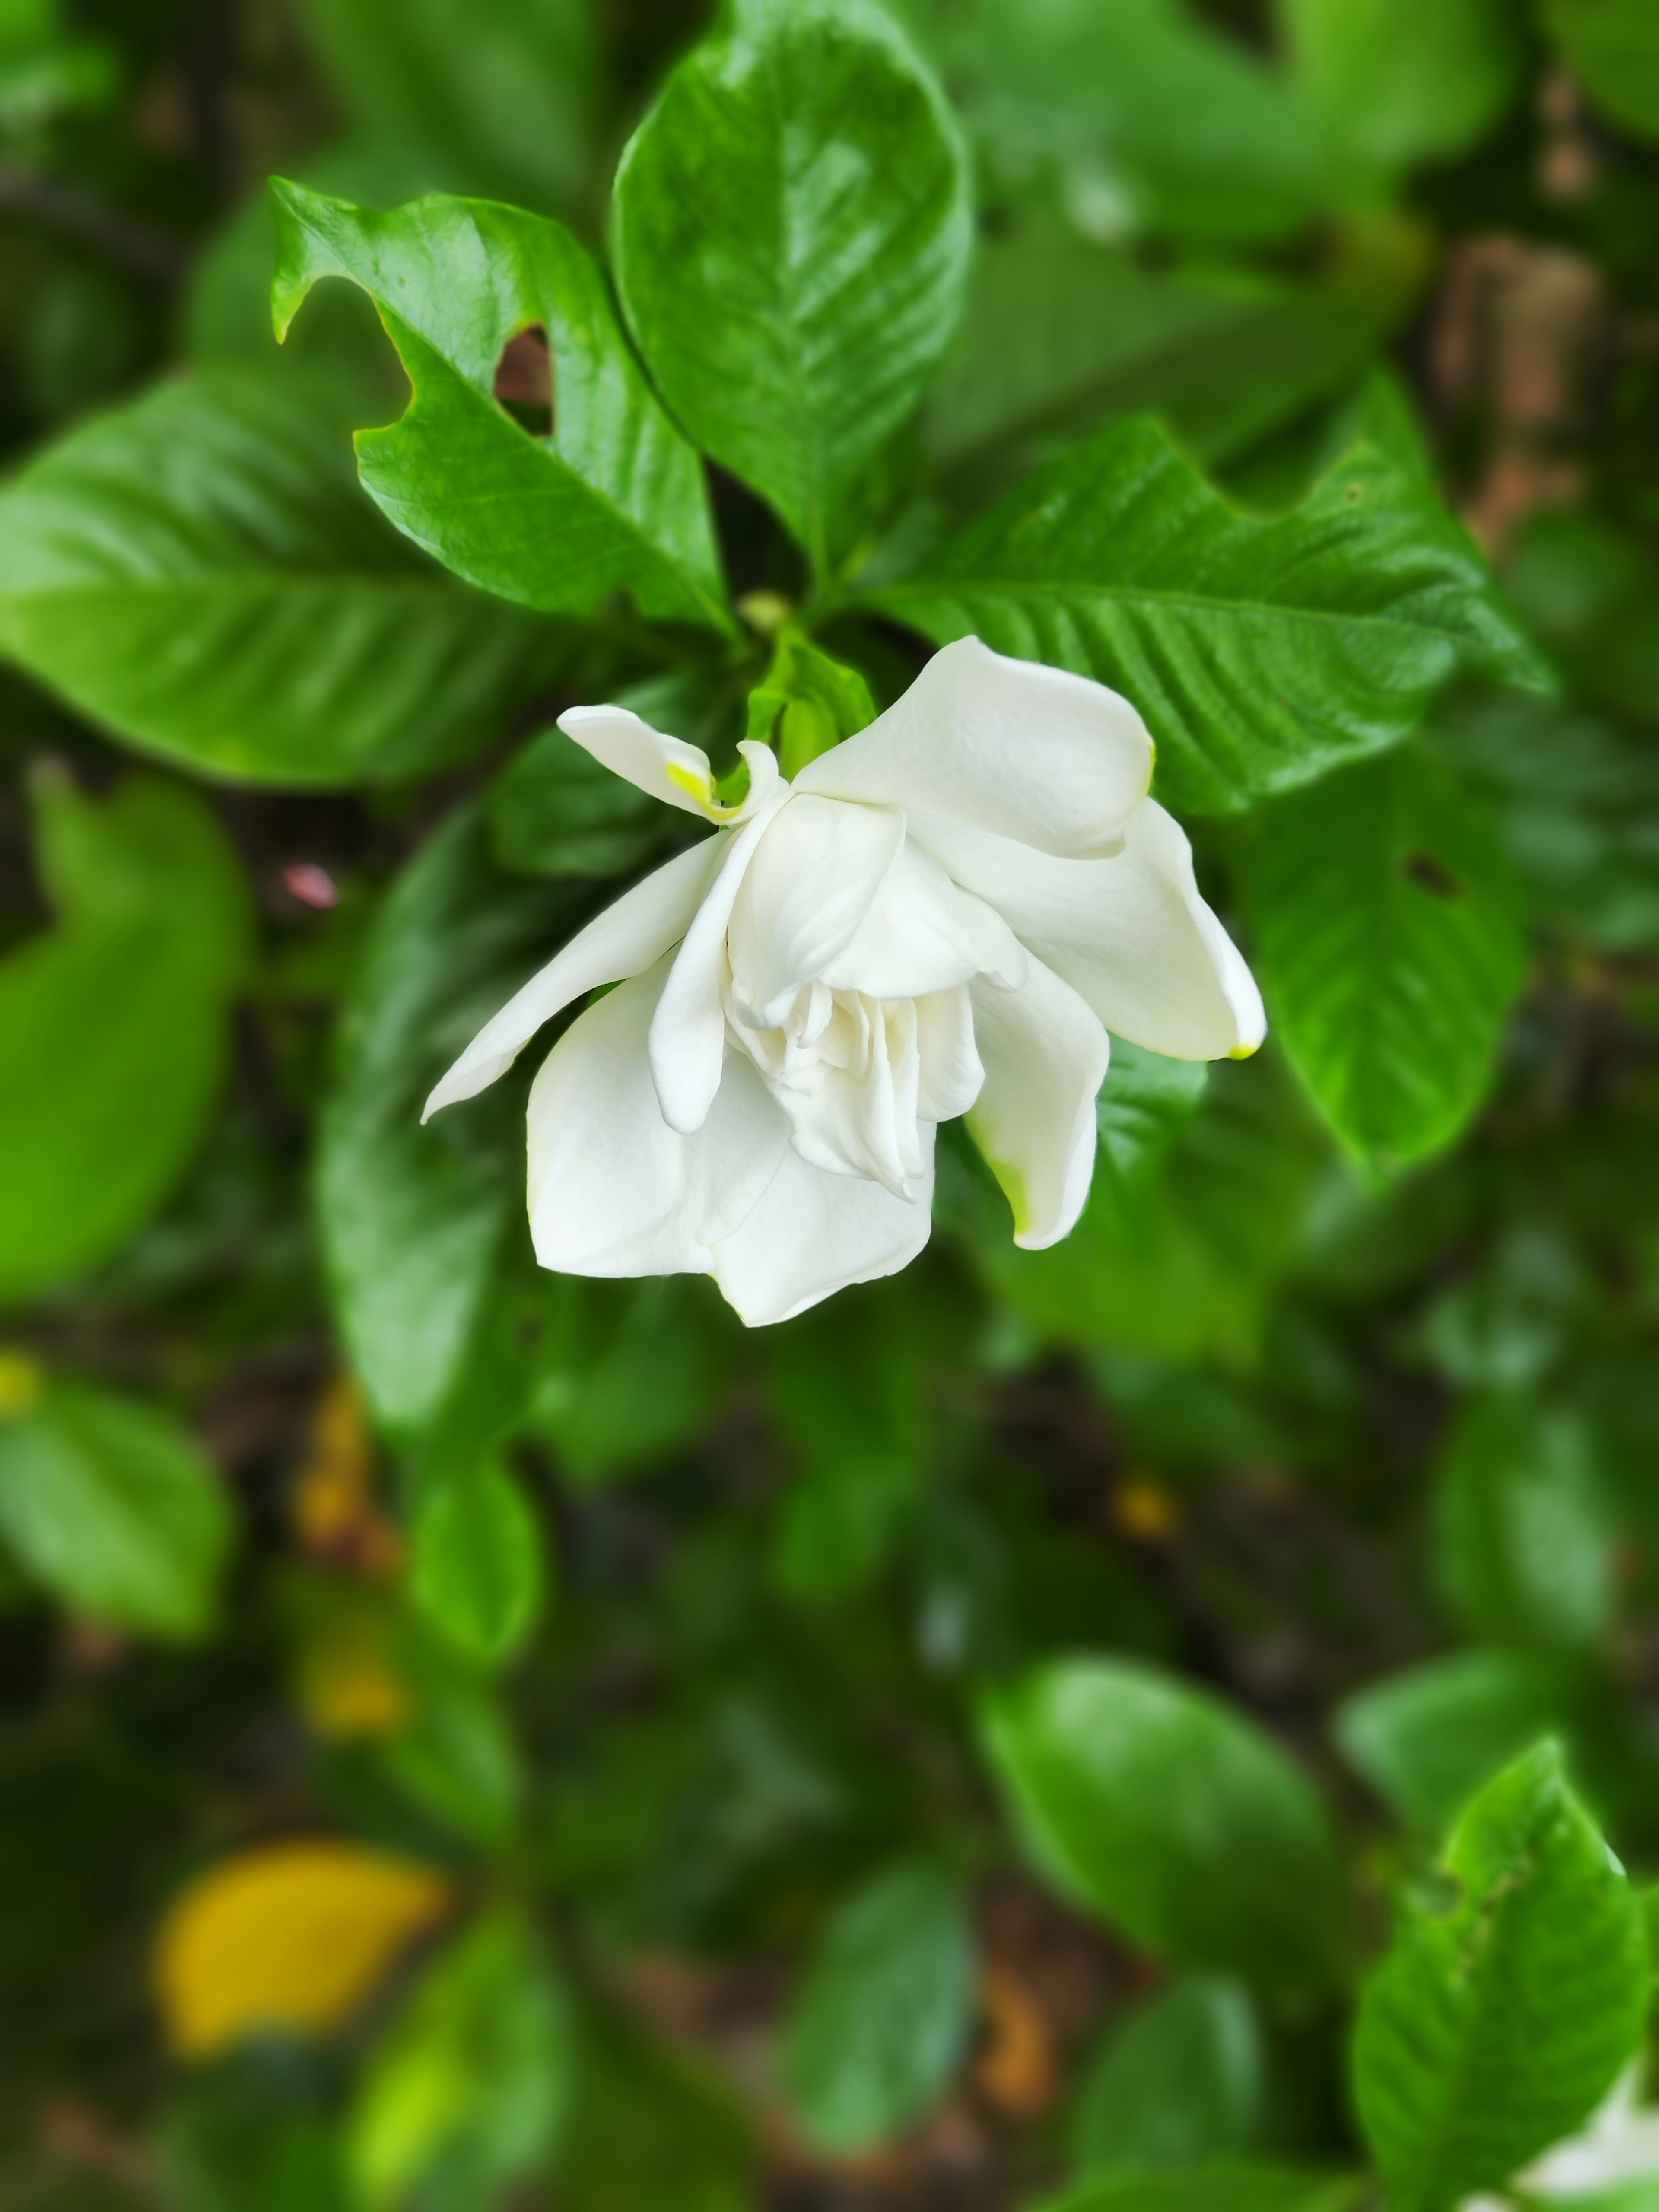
[1432,690,1659,953]
[0,769,251,1302]
[553,2007,757,2212]
[889,0,1328,246]
[869,418,1545,817]
[271,184,732,631]
[0,365,559,785]
[1036,2165,1367,2212]
[924,218,1379,482]
[1503,510,1659,730]
[1433,1397,1616,1658]
[612,0,972,571]
[1071,1977,1263,2171]
[782,1859,975,2152]
[299,0,604,213]
[410,1458,545,1669]
[1335,1651,1565,1836]
[317,802,592,1434]
[1248,745,1527,1176]
[488,722,675,883]
[164,2054,351,2212]
[0,1368,233,1639]
[153,1843,451,2060]
[1092,1040,1210,1236]
[350,1909,571,2210]
[1352,1743,1649,2212]
[1541,0,1659,140]
[1415,1219,1591,1394]
[982,1657,1348,1994]
[528,1275,741,1483]
[1278,0,1521,176]
[376,1641,522,1851]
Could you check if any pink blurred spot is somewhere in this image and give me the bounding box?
[282,862,340,910]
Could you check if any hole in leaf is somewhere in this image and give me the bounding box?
[1405,851,1462,899]
[494,324,553,438]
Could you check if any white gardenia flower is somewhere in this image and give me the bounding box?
[423,638,1265,1327]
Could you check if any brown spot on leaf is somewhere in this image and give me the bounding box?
[1406,851,1462,899]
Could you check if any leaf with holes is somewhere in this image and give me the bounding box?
[0,364,564,786]
[612,0,972,573]
[271,183,733,632]
[1352,1743,1649,2212]
[1246,745,1527,1175]
[866,416,1545,817]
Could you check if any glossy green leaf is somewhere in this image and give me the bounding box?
[1248,745,1528,1175]
[612,0,971,570]
[868,417,1544,817]
[271,184,732,632]
[1433,1397,1615,1658]
[924,219,1378,484]
[0,1372,233,1639]
[1542,0,1659,140]
[299,0,603,213]
[318,802,594,1435]
[1037,2164,1367,2212]
[1335,1651,1563,1839]
[0,364,559,786]
[982,1657,1347,1994]
[1278,0,1521,175]
[410,1459,545,1669]
[1352,1743,1649,2212]
[350,1910,570,2209]
[1071,1977,1263,2171]
[0,769,252,1303]
[782,1859,974,2152]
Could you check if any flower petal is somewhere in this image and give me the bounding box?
[647,791,791,1135]
[820,837,1027,1003]
[422,836,725,1122]
[797,636,1152,858]
[967,955,1109,1250]
[914,799,1265,1061]
[710,1131,937,1326]
[725,794,906,1030]
[528,957,790,1276]
[915,985,985,1121]
[560,703,783,825]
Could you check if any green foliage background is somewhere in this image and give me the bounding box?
[2,0,1659,2205]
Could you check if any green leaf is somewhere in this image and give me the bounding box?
[299,0,604,213]
[1277,0,1521,175]
[527,1276,741,1484]
[611,0,972,571]
[1503,509,1659,729]
[271,184,732,632]
[318,801,595,1434]
[867,417,1545,817]
[1247,745,1528,1175]
[0,769,252,1303]
[1335,1651,1565,1837]
[488,723,676,883]
[1541,0,1659,140]
[982,1656,1347,1995]
[1036,2165,1367,2212]
[554,2007,757,2212]
[1071,1977,1263,2171]
[0,364,559,786]
[349,1909,571,2209]
[782,1859,975,2152]
[745,629,877,779]
[1352,1742,1649,2212]
[1093,1040,1209,1236]
[0,1370,233,1639]
[1433,1397,1616,1658]
[924,217,1379,483]
[410,1459,545,1669]
[375,1645,522,1850]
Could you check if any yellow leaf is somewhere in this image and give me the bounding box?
[154,1842,451,2059]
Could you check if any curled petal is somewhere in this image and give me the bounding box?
[821,838,1026,1004]
[798,636,1152,859]
[726,795,906,1030]
[528,957,791,1277]
[968,956,1109,1250]
[710,1132,936,1327]
[915,985,985,1122]
[914,800,1265,1061]
[560,703,783,824]
[422,836,725,1121]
